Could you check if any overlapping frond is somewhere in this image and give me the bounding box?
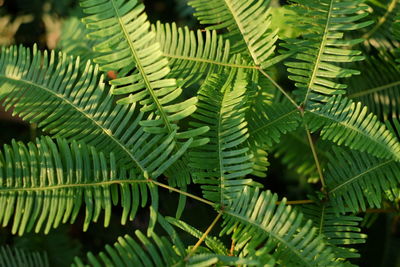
[302,202,367,260]
[248,142,269,178]
[0,246,49,267]
[57,17,99,62]
[0,45,187,179]
[248,101,302,147]
[273,130,330,181]
[189,69,255,205]
[166,217,228,255]
[73,216,264,267]
[72,232,184,267]
[285,0,373,106]
[153,22,231,87]
[347,53,400,120]
[0,137,156,235]
[361,0,400,49]
[80,0,198,136]
[221,187,339,266]
[325,147,399,213]
[189,0,279,68]
[305,95,400,160]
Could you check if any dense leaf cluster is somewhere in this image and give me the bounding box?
[0,0,400,266]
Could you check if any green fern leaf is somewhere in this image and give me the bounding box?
[72,232,183,267]
[285,0,373,106]
[166,217,228,255]
[57,17,99,62]
[273,129,330,181]
[302,202,367,260]
[221,187,339,266]
[0,246,49,267]
[0,137,156,234]
[325,147,399,213]
[80,0,198,135]
[188,0,279,68]
[0,45,188,179]
[347,53,400,120]
[73,215,265,267]
[153,21,232,87]
[305,95,400,160]
[361,0,400,49]
[248,141,269,178]
[249,101,302,147]
[189,69,256,205]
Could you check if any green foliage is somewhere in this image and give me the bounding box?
[0,246,49,267]
[285,0,373,105]
[1,0,400,266]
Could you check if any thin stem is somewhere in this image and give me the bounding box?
[347,80,400,98]
[303,120,326,190]
[163,53,258,69]
[258,68,300,109]
[150,180,215,207]
[281,199,315,205]
[229,239,235,256]
[185,212,223,261]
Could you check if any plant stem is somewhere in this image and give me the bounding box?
[150,180,215,207]
[282,199,315,205]
[229,239,235,256]
[185,212,223,261]
[304,124,326,190]
[258,68,300,109]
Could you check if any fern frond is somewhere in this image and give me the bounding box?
[153,22,232,87]
[274,130,330,181]
[80,0,198,135]
[189,0,279,68]
[305,95,400,160]
[285,0,373,106]
[302,202,367,260]
[72,232,184,267]
[325,147,399,213]
[248,141,269,178]
[0,45,189,179]
[73,216,264,267]
[166,217,228,255]
[347,53,400,120]
[189,69,255,205]
[361,0,400,49]
[0,246,49,267]
[221,187,339,266]
[0,137,155,234]
[58,17,99,62]
[248,101,302,147]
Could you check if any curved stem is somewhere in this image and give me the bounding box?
[185,212,223,261]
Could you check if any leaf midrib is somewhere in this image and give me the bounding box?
[110,0,173,133]
[223,0,259,65]
[251,109,299,135]
[328,159,394,194]
[308,110,400,161]
[348,80,400,98]
[0,75,146,174]
[0,179,148,192]
[303,0,334,106]
[163,53,256,69]
[223,209,312,266]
